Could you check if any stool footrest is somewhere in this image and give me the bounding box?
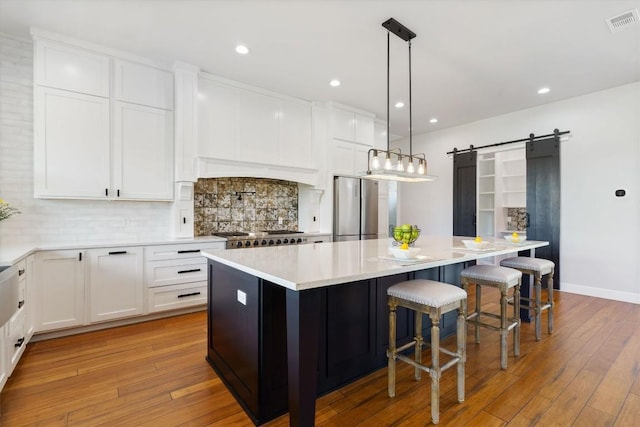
[395,353,462,376]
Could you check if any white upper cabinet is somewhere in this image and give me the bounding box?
[34,86,111,199]
[279,99,312,168]
[197,75,314,170]
[332,108,356,141]
[113,102,174,200]
[198,78,240,160]
[239,89,279,165]
[32,32,174,201]
[35,39,109,97]
[114,59,174,109]
[355,114,374,146]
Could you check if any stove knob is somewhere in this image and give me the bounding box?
[236,241,243,248]
[261,240,267,246]
[245,240,252,247]
[283,238,289,244]
[268,239,275,245]
[296,238,302,243]
[290,239,296,244]
[254,240,260,246]
[276,239,282,245]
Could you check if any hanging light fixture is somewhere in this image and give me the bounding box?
[361,18,437,183]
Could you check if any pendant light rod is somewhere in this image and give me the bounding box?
[409,39,412,158]
[387,30,390,153]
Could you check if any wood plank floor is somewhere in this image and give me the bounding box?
[1,290,639,426]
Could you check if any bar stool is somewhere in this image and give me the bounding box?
[387,279,467,425]
[460,265,522,369]
[500,257,555,341]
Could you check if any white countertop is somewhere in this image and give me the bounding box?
[202,236,549,291]
[0,236,227,266]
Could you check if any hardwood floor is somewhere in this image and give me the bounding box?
[1,290,639,426]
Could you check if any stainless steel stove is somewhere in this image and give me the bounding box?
[213,230,308,249]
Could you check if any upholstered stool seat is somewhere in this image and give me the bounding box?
[500,257,555,341]
[460,265,522,369]
[387,279,467,425]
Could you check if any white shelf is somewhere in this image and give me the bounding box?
[479,191,495,195]
[479,208,495,212]
[503,190,525,194]
[479,174,495,178]
[502,158,525,164]
[502,174,525,179]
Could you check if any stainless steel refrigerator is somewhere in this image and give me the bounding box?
[333,176,379,241]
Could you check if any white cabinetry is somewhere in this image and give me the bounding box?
[33,35,174,201]
[88,247,144,323]
[477,153,496,237]
[331,140,371,177]
[198,75,313,169]
[329,106,375,177]
[33,250,86,332]
[144,242,224,313]
[0,324,6,391]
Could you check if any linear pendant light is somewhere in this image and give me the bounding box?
[361,18,437,183]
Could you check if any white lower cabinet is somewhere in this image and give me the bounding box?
[88,247,144,323]
[34,250,86,332]
[0,324,7,391]
[144,242,224,313]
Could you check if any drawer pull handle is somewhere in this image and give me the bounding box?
[177,292,201,298]
[18,269,26,276]
[18,300,25,309]
[108,251,127,255]
[15,337,25,348]
[177,249,200,254]
[177,268,201,274]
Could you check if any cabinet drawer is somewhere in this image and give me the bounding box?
[6,309,26,376]
[144,243,225,261]
[145,258,207,287]
[147,282,207,313]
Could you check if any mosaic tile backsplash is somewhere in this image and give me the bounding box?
[194,178,298,236]
[506,207,527,231]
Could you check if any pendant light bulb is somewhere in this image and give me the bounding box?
[396,157,404,172]
[384,154,392,170]
[407,158,415,174]
[371,155,380,170]
[417,159,425,175]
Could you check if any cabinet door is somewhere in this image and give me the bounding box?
[332,108,355,141]
[0,324,6,391]
[112,102,174,200]
[198,78,240,160]
[279,99,312,168]
[34,86,110,199]
[453,151,477,237]
[331,140,355,176]
[354,143,371,175]
[33,250,86,332]
[35,39,110,97]
[240,90,279,165]
[114,59,173,109]
[355,114,374,146]
[89,248,144,323]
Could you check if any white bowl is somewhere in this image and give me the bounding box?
[462,240,490,249]
[389,246,422,259]
[504,235,527,243]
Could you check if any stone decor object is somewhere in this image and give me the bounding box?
[194,177,298,236]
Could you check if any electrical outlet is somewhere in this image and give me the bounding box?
[237,290,247,305]
[278,216,283,225]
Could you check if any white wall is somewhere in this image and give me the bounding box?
[399,82,640,304]
[0,33,171,247]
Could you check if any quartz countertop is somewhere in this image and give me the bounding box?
[202,236,549,291]
[0,236,227,267]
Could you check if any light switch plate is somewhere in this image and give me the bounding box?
[237,289,247,305]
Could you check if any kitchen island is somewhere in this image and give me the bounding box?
[202,236,548,426]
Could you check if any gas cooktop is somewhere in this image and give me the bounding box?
[212,230,308,249]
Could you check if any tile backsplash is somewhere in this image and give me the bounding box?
[506,207,527,231]
[194,178,298,236]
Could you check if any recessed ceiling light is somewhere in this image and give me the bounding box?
[235,45,249,55]
[538,87,550,94]
[429,118,438,123]
[330,79,341,87]
[395,101,404,108]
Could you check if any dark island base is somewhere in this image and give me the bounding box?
[207,259,501,425]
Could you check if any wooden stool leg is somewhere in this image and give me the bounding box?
[548,270,554,334]
[514,283,521,357]
[388,301,397,398]
[534,273,542,341]
[415,311,423,380]
[430,315,441,425]
[457,301,466,403]
[475,283,481,343]
[500,289,508,369]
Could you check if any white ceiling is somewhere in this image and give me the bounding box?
[1,0,639,137]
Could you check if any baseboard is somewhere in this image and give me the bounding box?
[561,282,640,305]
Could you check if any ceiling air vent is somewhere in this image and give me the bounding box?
[606,9,639,34]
